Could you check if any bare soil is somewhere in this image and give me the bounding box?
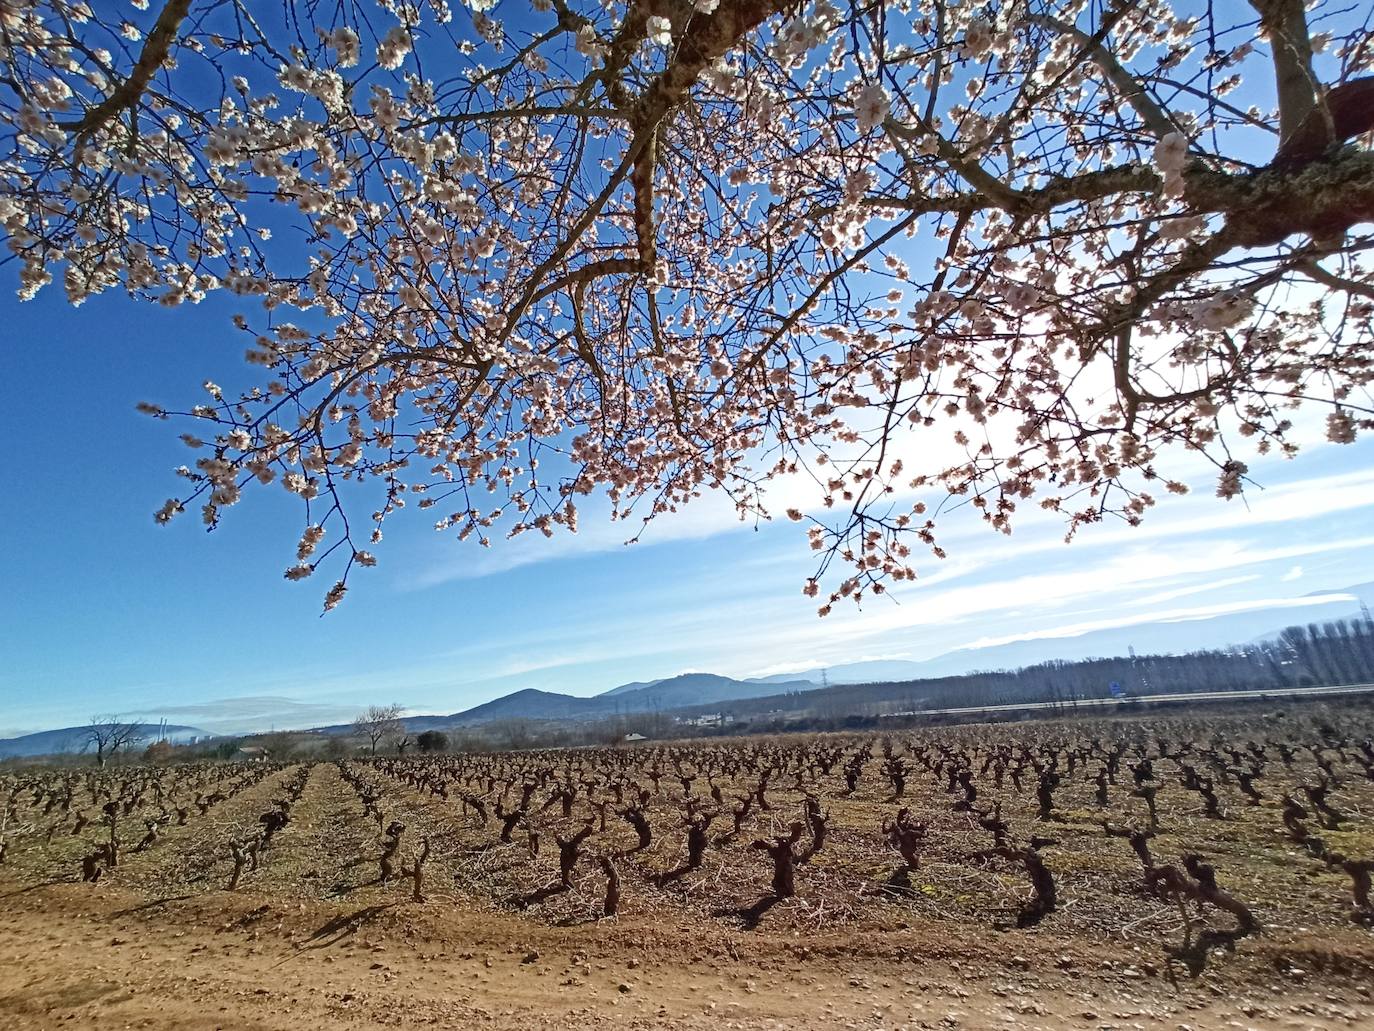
[2,878,1372,1031]
[4,713,1374,1029]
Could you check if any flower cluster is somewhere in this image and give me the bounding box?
[1,0,1370,612]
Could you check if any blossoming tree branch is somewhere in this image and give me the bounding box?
[2,0,1372,611]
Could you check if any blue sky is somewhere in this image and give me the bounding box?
[2,3,1373,737]
[1,284,1372,737]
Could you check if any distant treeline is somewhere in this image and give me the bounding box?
[685,612,1374,723]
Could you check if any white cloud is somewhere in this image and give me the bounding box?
[1128,575,1262,608]
[21,438,1371,736]
[720,532,1374,672]
[395,432,1374,597]
[398,486,759,588]
[956,593,1359,651]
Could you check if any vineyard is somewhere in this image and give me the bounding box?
[3,707,1374,1029]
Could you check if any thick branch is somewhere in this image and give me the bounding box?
[1274,78,1374,169]
[868,164,1160,218]
[1028,14,1176,139]
[1250,0,1320,146]
[627,0,792,270]
[58,0,191,138]
[886,118,1026,211]
[1297,257,1374,300]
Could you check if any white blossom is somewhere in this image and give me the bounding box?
[1153,131,1189,174]
[852,81,889,135]
[646,16,672,46]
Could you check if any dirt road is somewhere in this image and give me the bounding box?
[1,880,1371,1030]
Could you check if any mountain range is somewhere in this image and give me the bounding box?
[409,581,1373,726]
[344,581,1373,729]
[3,582,1370,751]
[300,672,823,734]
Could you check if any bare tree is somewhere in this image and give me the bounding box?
[353,704,405,756]
[83,715,144,769]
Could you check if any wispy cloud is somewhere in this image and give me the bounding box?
[956,593,1359,651]
[1129,575,1262,608]
[157,696,348,718]
[146,696,370,735]
[677,530,1374,687]
[396,488,755,588]
[389,434,1374,614]
[11,432,1373,736]
[799,534,1374,643]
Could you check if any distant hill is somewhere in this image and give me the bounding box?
[610,673,819,710]
[12,584,1370,745]
[599,679,664,697]
[435,673,823,726]
[0,723,206,759]
[449,688,607,724]
[671,615,1374,727]
[292,673,825,736]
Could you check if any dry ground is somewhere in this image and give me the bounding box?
[4,714,1374,1029]
[1,878,1372,1031]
